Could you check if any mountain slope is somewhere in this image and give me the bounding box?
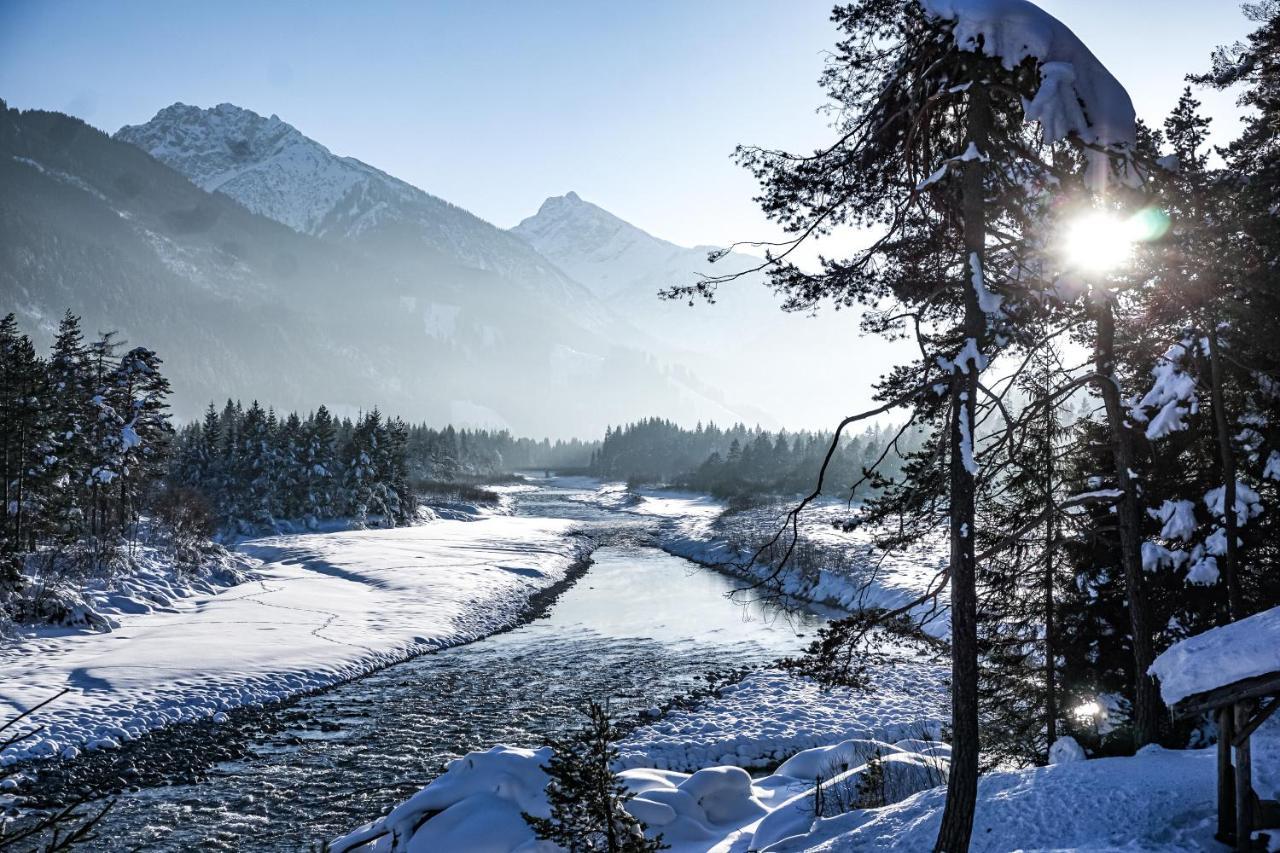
[512,191,760,303]
[4,101,755,435]
[115,103,602,323]
[511,192,865,429]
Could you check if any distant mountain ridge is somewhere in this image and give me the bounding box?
[511,190,759,304]
[4,100,766,435]
[115,103,593,311]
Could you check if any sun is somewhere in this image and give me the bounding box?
[1062,208,1170,274]
[1063,211,1139,273]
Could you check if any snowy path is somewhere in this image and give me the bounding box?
[0,516,584,762]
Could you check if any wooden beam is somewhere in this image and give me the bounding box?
[1235,700,1254,853]
[1218,705,1236,845]
[1233,696,1279,748]
[1173,672,1280,718]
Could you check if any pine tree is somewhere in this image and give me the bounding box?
[524,701,664,853]
[111,347,173,533]
[45,311,92,546]
[302,405,338,521]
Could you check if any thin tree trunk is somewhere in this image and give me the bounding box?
[1206,324,1242,620]
[1092,298,1162,748]
[934,84,987,853]
[1043,398,1058,758]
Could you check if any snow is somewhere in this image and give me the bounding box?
[0,516,583,763]
[783,731,1280,851]
[920,0,1137,190]
[1149,604,1280,705]
[969,252,1003,316]
[617,668,947,772]
[1131,340,1199,440]
[1184,554,1220,586]
[334,718,1266,853]
[329,734,954,853]
[1155,499,1198,542]
[1048,735,1085,764]
[1204,481,1264,526]
[958,403,979,475]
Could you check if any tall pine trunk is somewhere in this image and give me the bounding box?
[1092,297,1161,748]
[934,83,987,853]
[1206,324,1242,620]
[1043,397,1059,758]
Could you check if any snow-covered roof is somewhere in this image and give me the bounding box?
[1149,605,1280,706]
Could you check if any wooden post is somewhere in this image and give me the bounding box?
[1235,700,1254,852]
[1219,704,1236,844]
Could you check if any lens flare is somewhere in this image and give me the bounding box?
[1062,208,1168,273]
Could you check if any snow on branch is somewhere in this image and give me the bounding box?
[920,0,1137,189]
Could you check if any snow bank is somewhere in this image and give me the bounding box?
[330,736,953,853]
[6,539,252,634]
[633,491,950,638]
[920,0,1137,190]
[617,668,947,772]
[1148,604,1280,706]
[780,728,1280,851]
[0,516,584,764]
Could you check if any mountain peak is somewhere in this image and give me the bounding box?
[116,101,340,232]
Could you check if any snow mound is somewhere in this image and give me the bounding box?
[330,737,955,853]
[329,744,554,852]
[920,0,1137,189]
[777,731,1280,852]
[1148,604,1280,706]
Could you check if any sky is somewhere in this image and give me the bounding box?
[0,0,1257,253]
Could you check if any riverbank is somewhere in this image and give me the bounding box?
[0,514,590,767]
[563,478,951,637]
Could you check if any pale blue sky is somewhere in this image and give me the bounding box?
[0,0,1254,249]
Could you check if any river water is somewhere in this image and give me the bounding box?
[70,482,830,850]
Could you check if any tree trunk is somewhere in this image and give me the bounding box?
[934,84,987,853]
[1206,324,1242,620]
[1043,397,1058,758]
[1092,298,1162,748]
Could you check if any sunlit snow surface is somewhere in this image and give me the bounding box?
[0,515,583,762]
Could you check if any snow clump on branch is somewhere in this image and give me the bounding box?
[919,0,1138,190]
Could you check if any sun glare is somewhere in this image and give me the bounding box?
[1062,208,1169,274]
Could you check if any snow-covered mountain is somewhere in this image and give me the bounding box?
[116,103,594,315]
[511,192,867,429]
[4,100,771,435]
[512,191,758,302]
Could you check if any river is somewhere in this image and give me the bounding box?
[64,481,831,850]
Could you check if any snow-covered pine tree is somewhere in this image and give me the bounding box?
[276,411,306,520]
[82,331,126,552]
[523,700,664,853]
[302,405,339,522]
[111,347,173,534]
[0,315,54,571]
[44,311,93,547]
[976,348,1073,767]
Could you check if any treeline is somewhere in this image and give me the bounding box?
[589,417,925,498]
[403,426,594,480]
[170,403,417,532]
[168,407,598,532]
[0,311,172,585]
